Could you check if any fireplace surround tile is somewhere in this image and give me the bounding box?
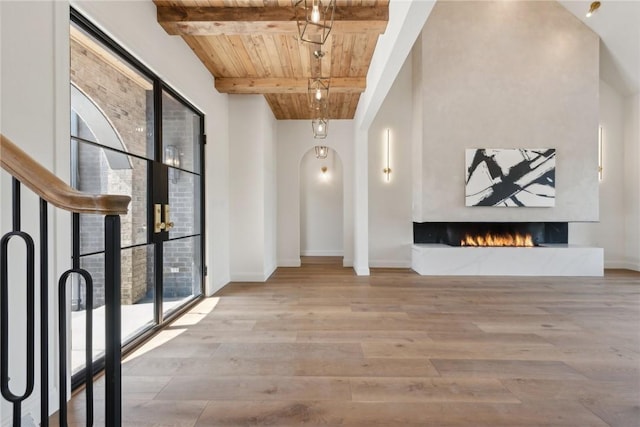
[412,244,603,276]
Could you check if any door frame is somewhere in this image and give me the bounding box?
[70,8,206,388]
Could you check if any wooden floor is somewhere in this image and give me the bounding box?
[60,258,640,426]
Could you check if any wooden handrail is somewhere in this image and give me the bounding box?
[1,134,130,215]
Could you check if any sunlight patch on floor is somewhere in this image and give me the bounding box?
[123,297,220,362]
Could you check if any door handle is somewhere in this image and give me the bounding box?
[164,204,174,231]
[154,204,165,233]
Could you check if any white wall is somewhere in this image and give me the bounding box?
[411,34,424,223]
[624,93,640,270]
[352,0,435,275]
[1,0,231,422]
[1,2,68,421]
[570,86,640,272]
[415,1,600,223]
[264,102,278,277]
[300,148,344,256]
[72,0,230,294]
[570,80,626,266]
[368,55,413,268]
[277,120,354,267]
[229,95,276,281]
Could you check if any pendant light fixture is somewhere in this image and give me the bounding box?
[311,101,329,139]
[308,77,330,107]
[314,145,329,159]
[293,0,335,46]
[303,5,331,139]
[312,117,329,139]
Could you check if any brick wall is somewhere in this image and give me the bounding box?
[163,95,200,298]
[71,38,151,307]
[71,37,201,306]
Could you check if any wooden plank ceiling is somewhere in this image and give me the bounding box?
[154,0,389,119]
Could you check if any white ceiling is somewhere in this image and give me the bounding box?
[558,0,640,95]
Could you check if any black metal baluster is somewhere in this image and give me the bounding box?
[104,215,121,426]
[12,178,21,232]
[58,269,94,427]
[57,273,67,426]
[72,212,96,426]
[84,272,94,427]
[72,214,80,271]
[40,199,49,427]
[58,213,97,426]
[1,180,36,427]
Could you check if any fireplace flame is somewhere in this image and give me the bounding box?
[461,232,534,247]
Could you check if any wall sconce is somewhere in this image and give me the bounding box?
[383,128,391,182]
[598,125,603,181]
[165,145,182,184]
[293,0,335,45]
[315,146,328,159]
[586,1,600,17]
[321,165,329,181]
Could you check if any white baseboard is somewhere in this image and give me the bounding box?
[231,262,278,282]
[353,265,370,276]
[264,264,276,280]
[207,276,230,296]
[605,260,632,269]
[300,250,344,256]
[230,273,268,282]
[606,258,640,272]
[343,257,353,267]
[278,258,301,267]
[369,259,412,268]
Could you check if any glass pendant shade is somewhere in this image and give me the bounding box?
[315,145,329,159]
[293,0,335,45]
[310,85,329,139]
[308,77,330,107]
[312,117,329,139]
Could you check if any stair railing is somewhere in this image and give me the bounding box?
[0,134,130,426]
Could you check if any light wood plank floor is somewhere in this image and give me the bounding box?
[59,258,640,426]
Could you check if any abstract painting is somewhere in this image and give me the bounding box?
[465,148,556,207]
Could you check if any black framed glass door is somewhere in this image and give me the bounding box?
[158,89,204,320]
[69,9,205,384]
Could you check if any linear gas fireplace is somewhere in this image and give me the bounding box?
[413,222,568,247]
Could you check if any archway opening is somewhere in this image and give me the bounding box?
[299,147,344,265]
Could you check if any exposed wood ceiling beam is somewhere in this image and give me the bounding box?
[157,6,388,36]
[215,77,366,94]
